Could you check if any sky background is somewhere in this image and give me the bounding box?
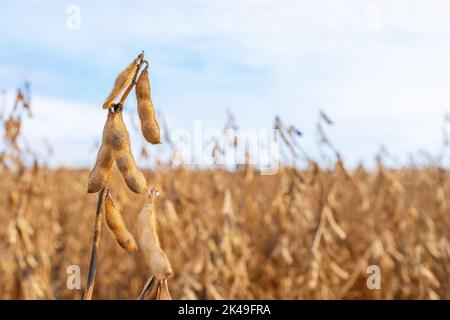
[1,0,450,168]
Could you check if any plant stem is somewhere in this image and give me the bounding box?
[137,276,158,300]
[82,188,106,300]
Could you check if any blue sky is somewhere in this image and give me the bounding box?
[1,0,450,167]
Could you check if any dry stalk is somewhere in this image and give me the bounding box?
[82,188,106,300]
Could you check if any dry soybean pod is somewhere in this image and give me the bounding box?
[102,54,141,109]
[87,115,115,193]
[136,62,160,144]
[137,188,173,281]
[104,191,138,252]
[105,110,147,194]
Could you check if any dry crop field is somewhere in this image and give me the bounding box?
[0,53,449,300]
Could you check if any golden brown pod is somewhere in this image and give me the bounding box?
[87,116,115,193]
[136,67,160,144]
[137,188,173,281]
[103,58,138,109]
[104,191,138,252]
[104,111,148,194]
